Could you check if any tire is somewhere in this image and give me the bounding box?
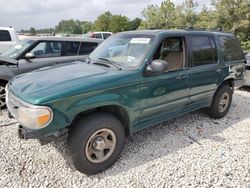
[0,82,7,109]
[207,84,233,119]
[67,112,125,175]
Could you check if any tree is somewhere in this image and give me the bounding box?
[93,11,113,31]
[29,27,36,35]
[195,6,217,29]
[212,0,250,41]
[55,19,83,34]
[110,15,129,33]
[82,21,93,34]
[139,4,162,29]
[128,18,141,31]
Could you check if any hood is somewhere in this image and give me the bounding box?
[0,56,18,65]
[9,61,138,104]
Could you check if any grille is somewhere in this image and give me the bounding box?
[6,86,23,119]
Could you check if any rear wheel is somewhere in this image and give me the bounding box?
[208,84,233,119]
[0,82,7,109]
[67,112,125,175]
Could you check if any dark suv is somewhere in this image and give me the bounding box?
[0,37,102,107]
[6,30,245,175]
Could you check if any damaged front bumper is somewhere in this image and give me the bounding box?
[18,125,68,145]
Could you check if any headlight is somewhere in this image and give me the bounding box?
[17,105,53,130]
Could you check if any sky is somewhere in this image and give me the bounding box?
[0,0,211,30]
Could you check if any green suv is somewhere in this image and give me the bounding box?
[6,30,245,174]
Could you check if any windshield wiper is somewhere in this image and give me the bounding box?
[98,58,122,70]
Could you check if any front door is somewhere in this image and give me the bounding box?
[138,35,189,128]
[18,41,80,74]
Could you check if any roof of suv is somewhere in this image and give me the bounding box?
[119,29,234,37]
[25,36,103,43]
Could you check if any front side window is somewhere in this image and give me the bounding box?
[191,36,215,66]
[153,37,185,71]
[78,42,98,55]
[218,36,244,61]
[1,39,34,59]
[0,30,11,41]
[30,41,61,58]
[89,34,155,69]
[61,42,80,56]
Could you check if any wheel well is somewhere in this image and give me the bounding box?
[0,79,8,85]
[71,105,130,136]
[220,79,234,90]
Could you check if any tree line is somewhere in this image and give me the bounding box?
[22,0,249,50]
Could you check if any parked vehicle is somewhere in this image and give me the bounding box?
[85,32,113,40]
[0,27,19,54]
[0,37,102,108]
[244,52,250,85]
[6,29,245,175]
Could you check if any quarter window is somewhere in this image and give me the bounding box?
[191,36,215,66]
[0,30,11,42]
[218,36,244,61]
[93,33,102,39]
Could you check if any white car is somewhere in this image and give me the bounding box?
[85,32,113,40]
[245,52,250,86]
[0,27,19,54]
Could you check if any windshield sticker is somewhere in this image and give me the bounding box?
[15,45,22,49]
[130,38,151,44]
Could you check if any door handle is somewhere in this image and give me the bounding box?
[216,69,222,73]
[176,75,188,80]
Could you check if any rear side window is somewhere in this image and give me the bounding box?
[0,30,11,41]
[78,42,98,55]
[61,42,80,56]
[218,36,244,61]
[103,33,111,39]
[191,36,216,66]
[93,33,102,39]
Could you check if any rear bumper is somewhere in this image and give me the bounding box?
[18,125,68,145]
[234,78,246,88]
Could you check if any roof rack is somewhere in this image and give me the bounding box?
[150,25,224,32]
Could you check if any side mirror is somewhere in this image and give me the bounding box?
[25,52,35,59]
[146,60,168,74]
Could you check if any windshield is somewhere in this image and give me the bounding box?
[89,34,155,69]
[1,39,34,59]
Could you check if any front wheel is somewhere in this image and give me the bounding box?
[207,84,233,119]
[67,112,125,175]
[0,82,7,109]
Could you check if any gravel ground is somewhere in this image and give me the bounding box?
[0,89,249,188]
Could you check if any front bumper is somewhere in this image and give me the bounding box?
[18,125,68,145]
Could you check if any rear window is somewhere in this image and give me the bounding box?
[61,42,80,56]
[0,30,11,42]
[218,36,244,61]
[78,42,98,55]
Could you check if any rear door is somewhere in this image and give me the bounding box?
[187,34,223,109]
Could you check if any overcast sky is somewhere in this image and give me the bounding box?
[0,0,211,30]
